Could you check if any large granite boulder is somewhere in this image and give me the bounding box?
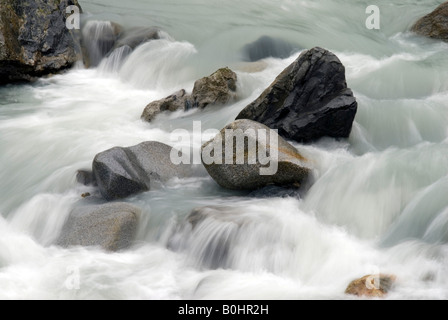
[411,2,448,41]
[201,119,311,190]
[93,141,191,200]
[56,202,140,252]
[0,0,82,84]
[236,47,358,143]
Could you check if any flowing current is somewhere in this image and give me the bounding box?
[1,0,448,299]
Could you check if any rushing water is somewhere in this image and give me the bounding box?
[0,0,448,300]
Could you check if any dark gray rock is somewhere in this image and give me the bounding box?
[56,202,140,251]
[92,141,191,200]
[0,0,82,84]
[411,2,448,41]
[191,67,238,109]
[201,119,311,190]
[76,169,96,186]
[242,35,300,62]
[236,47,358,143]
[141,89,191,122]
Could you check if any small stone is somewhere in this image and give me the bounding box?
[345,274,396,298]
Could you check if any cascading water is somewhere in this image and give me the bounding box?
[0,0,448,300]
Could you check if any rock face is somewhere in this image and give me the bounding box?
[201,119,310,190]
[236,47,358,143]
[345,274,396,298]
[191,67,238,109]
[0,0,82,84]
[141,67,238,122]
[411,2,448,41]
[56,203,140,252]
[92,141,191,200]
[141,89,190,122]
[241,36,300,62]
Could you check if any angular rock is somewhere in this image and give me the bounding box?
[141,89,191,122]
[0,0,82,84]
[141,68,238,122]
[201,119,311,190]
[411,2,448,41]
[191,67,238,109]
[56,202,140,251]
[236,47,358,143]
[242,35,300,62]
[92,141,191,200]
[345,274,396,298]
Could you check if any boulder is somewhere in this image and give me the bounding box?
[141,89,191,122]
[0,0,82,84]
[201,119,311,190]
[236,47,358,143]
[56,202,140,251]
[241,35,300,62]
[411,2,448,41]
[345,274,396,298]
[141,67,238,122]
[92,141,191,200]
[191,67,238,109]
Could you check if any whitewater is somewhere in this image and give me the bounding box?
[0,0,448,299]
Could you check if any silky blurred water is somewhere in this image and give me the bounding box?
[0,0,447,299]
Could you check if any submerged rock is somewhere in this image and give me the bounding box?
[81,20,122,68]
[141,89,191,122]
[76,170,96,186]
[141,67,238,122]
[0,0,82,84]
[81,22,165,68]
[115,26,163,49]
[167,206,244,270]
[411,2,448,41]
[201,119,311,190]
[345,274,396,298]
[56,202,140,252]
[191,67,238,109]
[236,47,358,143]
[247,184,302,199]
[92,141,191,200]
[241,35,300,62]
